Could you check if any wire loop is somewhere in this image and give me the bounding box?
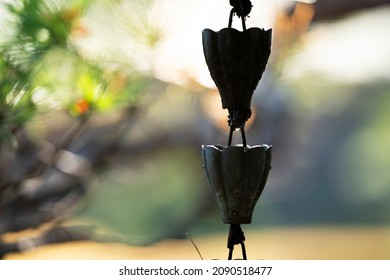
[228,0,252,30]
[227,224,247,260]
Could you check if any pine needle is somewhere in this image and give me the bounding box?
[186,232,203,260]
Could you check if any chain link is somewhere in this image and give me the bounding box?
[228,0,253,30]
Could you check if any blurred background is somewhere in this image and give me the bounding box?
[1,0,390,260]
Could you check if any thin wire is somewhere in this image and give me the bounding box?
[241,127,247,148]
[228,8,234,28]
[238,0,247,30]
[241,16,246,31]
[227,224,247,260]
[186,232,203,260]
[240,241,247,260]
[228,247,234,260]
[227,0,248,30]
[228,242,248,260]
[228,127,234,146]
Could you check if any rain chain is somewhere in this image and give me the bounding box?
[201,0,272,260]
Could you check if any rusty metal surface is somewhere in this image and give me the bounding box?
[202,144,272,224]
[202,27,272,132]
[202,27,272,112]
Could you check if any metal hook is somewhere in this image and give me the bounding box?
[241,127,247,148]
[227,108,251,147]
[227,127,247,148]
[227,224,247,260]
[228,126,234,146]
[228,8,246,31]
[228,8,234,28]
[228,0,252,30]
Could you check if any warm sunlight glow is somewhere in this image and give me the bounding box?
[282,7,390,83]
[152,0,275,87]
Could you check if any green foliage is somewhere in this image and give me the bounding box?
[0,47,35,146]
[0,0,156,144]
[0,0,88,145]
[31,48,149,117]
[0,90,35,146]
[109,0,165,50]
[3,0,88,68]
[76,148,205,245]
[334,87,390,203]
